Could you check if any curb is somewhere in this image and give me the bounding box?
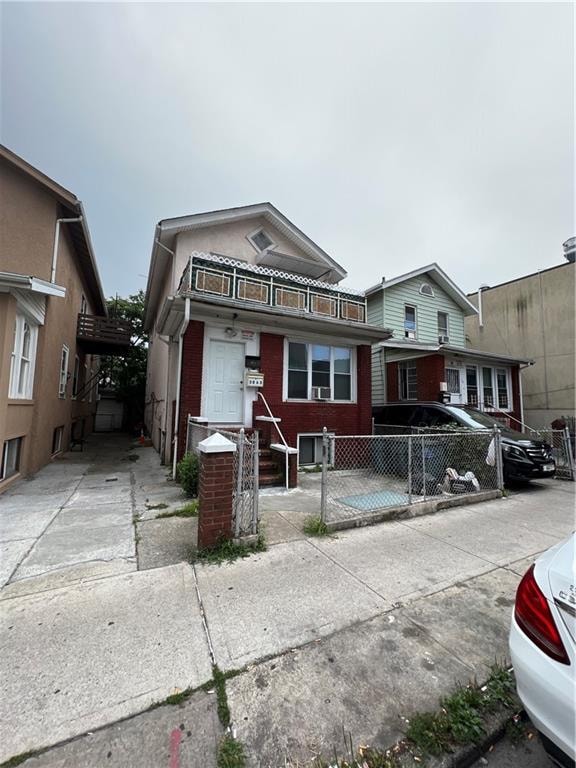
[394,704,522,768]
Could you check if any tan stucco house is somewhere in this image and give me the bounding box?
[0,145,130,491]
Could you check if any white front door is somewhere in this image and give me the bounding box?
[205,340,245,423]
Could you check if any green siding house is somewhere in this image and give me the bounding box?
[365,264,528,428]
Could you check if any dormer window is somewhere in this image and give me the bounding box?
[248,228,275,253]
[419,282,435,297]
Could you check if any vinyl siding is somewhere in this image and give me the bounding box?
[383,275,465,345]
[366,293,384,327]
[371,346,386,407]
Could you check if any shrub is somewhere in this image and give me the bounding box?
[175,452,199,497]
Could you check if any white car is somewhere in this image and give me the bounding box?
[510,533,576,767]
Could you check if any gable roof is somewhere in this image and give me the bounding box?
[365,263,478,316]
[144,203,347,329]
[0,145,107,315]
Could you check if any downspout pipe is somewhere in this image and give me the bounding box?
[51,217,83,283]
[518,361,534,429]
[172,296,190,479]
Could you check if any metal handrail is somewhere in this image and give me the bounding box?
[257,392,292,490]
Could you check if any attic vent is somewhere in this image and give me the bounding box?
[248,228,274,253]
[420,282,435,297]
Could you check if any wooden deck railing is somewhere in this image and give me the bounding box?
[77,314,132,349]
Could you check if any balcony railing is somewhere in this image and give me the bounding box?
[177,252,367,324]
[77,314,132,355]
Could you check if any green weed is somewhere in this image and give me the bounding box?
[217,735,246,768]
[303,516,329,536]
[156,500,199,519]
[196,535,266,565]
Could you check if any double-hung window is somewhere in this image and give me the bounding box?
[482,367,494,408]
[496,368,509,409]
[9,313,38,399]
[437,312,449,340]
[286,342,353,401]
[404,305,417,339]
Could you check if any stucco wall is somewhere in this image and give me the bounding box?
[466,263,575,428]
[174,217,315,272]
[0,160,100,487]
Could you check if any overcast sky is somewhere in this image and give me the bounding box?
[1,2,573,298]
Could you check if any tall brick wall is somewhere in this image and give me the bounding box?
[253,333,372,447]
[177,320,204,459]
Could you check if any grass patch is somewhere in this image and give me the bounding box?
[303,516,329,536]
[0,751,38,768]
[196,535,266,565]
[217,734,246,768]
[146,502,169,511]
[156,500,199,519]
[406,665,516,757]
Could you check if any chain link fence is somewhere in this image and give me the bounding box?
[320,428,502,524]
[186,418,259,538]
[532,428,575,481]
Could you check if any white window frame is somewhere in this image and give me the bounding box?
[437,311,449,339]
[297,432,335,467]
[1,437,22,481]
[9,313,38,400]
[404,304,418,339]
[419,282,435,297]
[72,355,80,399]
[59,345,70,398]
[463,363,512,413]
[283,339,356,403]
[398,360,417,401]
[247,227,276,253]
[52,426,64,455]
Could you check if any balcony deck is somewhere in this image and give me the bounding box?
[177,252,367,324]
[77,314,132,355]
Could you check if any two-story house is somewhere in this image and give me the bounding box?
[0,145,131,490]
[366,264,529,427]
[143,203,391,482]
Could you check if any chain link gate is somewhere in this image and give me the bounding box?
[533,427,575,481]
[320,427,502,525]
[186,417,259,537]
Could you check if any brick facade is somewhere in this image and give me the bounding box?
[386,353,522,429]
[177,320,205,459]
[176,325,372,462]
[253,333,373,448]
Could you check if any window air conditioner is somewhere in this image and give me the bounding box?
[405,330,416,340]
[438,335,450,344]
[311,386,332,400]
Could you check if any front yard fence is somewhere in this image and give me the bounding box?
[320,427,503,524]
[186,418,259,538]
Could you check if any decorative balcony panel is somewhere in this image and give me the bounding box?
[178,252,368,325]
[76,314,132,355]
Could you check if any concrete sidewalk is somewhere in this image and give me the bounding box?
[0,435,573,766]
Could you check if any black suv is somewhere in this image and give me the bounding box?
[373,402,556,482]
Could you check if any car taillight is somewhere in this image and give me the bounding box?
[514,565,570,665]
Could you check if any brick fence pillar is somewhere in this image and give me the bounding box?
[197,433,237,550]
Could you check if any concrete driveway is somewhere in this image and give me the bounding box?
[0,434,137,593]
